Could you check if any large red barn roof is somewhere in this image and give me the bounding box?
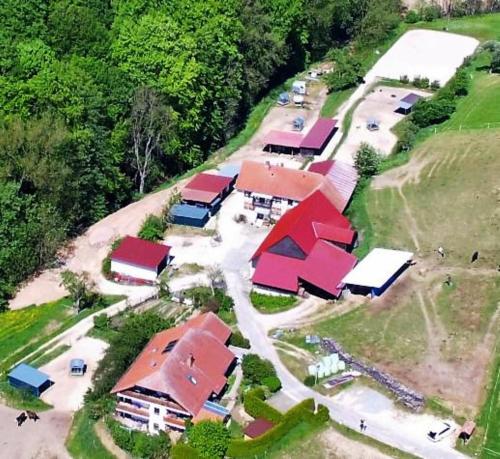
[111,236,171,270]
[181,173,232,203]
[263,130,304,149]
[252,252,303,293]
[252,190,354,261]
[300,118,337,150]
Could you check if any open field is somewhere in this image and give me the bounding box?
[0,295,122,374]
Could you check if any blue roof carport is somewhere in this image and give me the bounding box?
[170,204,210,228]
[8,363,52,397]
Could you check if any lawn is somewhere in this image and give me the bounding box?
[66,409,114,459]
[250,291,297,314]
[479,355,500,459]
[28,344,71,368]
[320,88,354,117]
[0,295,123,374]
[0,381,53,411]
[416,13,500,42]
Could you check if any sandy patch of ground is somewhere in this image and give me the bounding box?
[367,30,479,85]
[40,337,108,412]
[335,86,431,164]
[0,403,71,459]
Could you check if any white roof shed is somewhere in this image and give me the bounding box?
[342,248,413,288]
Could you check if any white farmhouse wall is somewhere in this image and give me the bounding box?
[111,260,157,281]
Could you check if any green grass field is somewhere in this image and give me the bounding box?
[416,13,500,42]
[250,291,297,314]
[0,295,123,374]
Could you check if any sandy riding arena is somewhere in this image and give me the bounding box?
[367,30,479,85]
[336,86,430,164]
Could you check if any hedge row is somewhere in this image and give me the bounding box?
[243,388,284,424]
[227,399,329,458]
[171,443,201,459]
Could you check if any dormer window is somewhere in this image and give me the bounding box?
[163,340,178,353]
[187,375,197,385]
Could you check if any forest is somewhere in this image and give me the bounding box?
[0,0,402,306]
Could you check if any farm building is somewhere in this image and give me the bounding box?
[300,118,338,155]
[181,173,233,215]
[111,312,235,434]
[342,248,413,297]
[170,204,210,228]
[110,236,171,282]
[251,190,357,298]
[8,363,52,397]
[398,93,422,114]
[262,130,303,154]
[236,161,345,221]
[308,160,358,211]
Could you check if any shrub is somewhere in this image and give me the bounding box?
[102,237,123,277]
[411,98,455,127]
[492,49,500,73]
[93,313,110,330]
[412,75,421,87]
[421,3,441,21]
[396,120,419,153]
[138,214,165,241]
[229,331,251,349]
[250,291,296,312]
[450,69,470,96]
[354,143,381,178]
[399,74,409,84]
[187,421,230,459]
[430,79,441,91]
[242,354,277,385]
[324,48,363,92]
[304,375,316,387]
[262,376,282,393]
[243,389,284,424]
[404,10,420,23]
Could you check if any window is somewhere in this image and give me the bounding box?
[153,423,159,430]
[154,407,160,415]
[274,197,281,203]
[244,191,251,197]
[288,199,294,206]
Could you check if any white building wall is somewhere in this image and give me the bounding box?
[111,260,158,281]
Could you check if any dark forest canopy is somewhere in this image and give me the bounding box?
[0,0,402,306]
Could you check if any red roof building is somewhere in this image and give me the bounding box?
[252,252,304,293]
[111,236,171,281]
[112,312,235,432]
[182,173,233,205]
[300,118,338,155]
[263,130,304,154]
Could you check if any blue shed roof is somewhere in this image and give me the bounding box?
[171,204,210,219]
[218,164,241,179]
[70,359,85,369]
[9,363,50,388]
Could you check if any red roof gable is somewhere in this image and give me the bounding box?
[252,190,353,261]
[299,240,357,297]
[300,118,337,149]
[308,160,334,176]
[111,312,234,416]
[185,173,232,194]
[252,252,303,293]
[263,130,304,149]
[111,236,171,270]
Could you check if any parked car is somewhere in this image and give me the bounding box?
[427,421,455,442]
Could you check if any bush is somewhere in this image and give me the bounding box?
[138,214,165,241]
[324,49,363,92]
[229,331,251,349]
[450,69,470,96]
[243,389,284,424]
[250,291,296,312]
[187,421,230,459]
[395,120,419,153]
[404,10,420,23]
[102,237,123,277]
[399,74,409,84]
[354,143,381,178]
[430,80,440,91]
[411,98,455,127]
[412,75,429,89]
[491,49,500,73]
[93,313,110,330]
[304,375,316,387]
[262,376,282,393]
[421,3,441,21]
[242,354,277,385]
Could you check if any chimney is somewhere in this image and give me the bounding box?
[186,353,195,368]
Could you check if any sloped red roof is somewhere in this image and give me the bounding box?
[300,118,337,149]
[308,160,334,175]
[111,236,171,270]
[263,130,304,149]
[252,190,353,261]
[299,240,357,297]
[111,312,234,416]
[244,418,275,438]
[252,252,303,293]
[181,173,232,203]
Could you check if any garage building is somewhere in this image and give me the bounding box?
[181,173,233,215]
[170,204,210,228]
[8,363,52,397]
[300,118,338,155]
[111,236,171,282]
[398,93,422,114]
[262,130,304,154]
[342,248,413,297]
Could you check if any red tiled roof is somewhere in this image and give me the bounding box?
[181,189,219,204]
[244,418,275,438]
[263,130,304,149]
[111,312,234,416]
[111,236,171,270]
[300,118,337,150]
[236,161,324,202]
[308,160,358,211]
[185,173,233,193]
[252,190,353,260]
[299,240,357,297]
[252,252,303,293]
